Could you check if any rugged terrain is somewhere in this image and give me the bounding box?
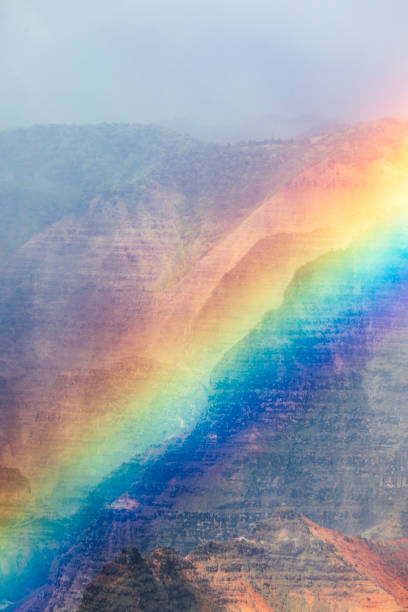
[27,219,408,611]
[1,120,406,487]
[78,509,408,611]
[2,120,408,609]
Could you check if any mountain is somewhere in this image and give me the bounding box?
[31,214,408,611]
[0,122,327,488]
[78,509,408,611]
[2,119,408,608]
[0,122,334,606]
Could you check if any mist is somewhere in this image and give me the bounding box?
[2,0,408,132]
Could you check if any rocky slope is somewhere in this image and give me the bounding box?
[77,509,408,612]
[21,218,408,612]
[2,120,407,488]
[0,123,325,487]
[78,547,206,612]
[3,119,408,608]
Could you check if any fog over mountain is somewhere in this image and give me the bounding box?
[2,0,408,132]
[4,3,408,611]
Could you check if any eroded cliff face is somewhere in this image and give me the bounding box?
[77,509,408,612]
[4,120,408,609]
[0,125,323,488]
[2,120,407,490]
[26,220,408,612]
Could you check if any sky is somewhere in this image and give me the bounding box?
[1,0,408,130]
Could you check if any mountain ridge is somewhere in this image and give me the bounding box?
[76,509,408,612]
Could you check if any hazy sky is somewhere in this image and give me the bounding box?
[1,0,408,129]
